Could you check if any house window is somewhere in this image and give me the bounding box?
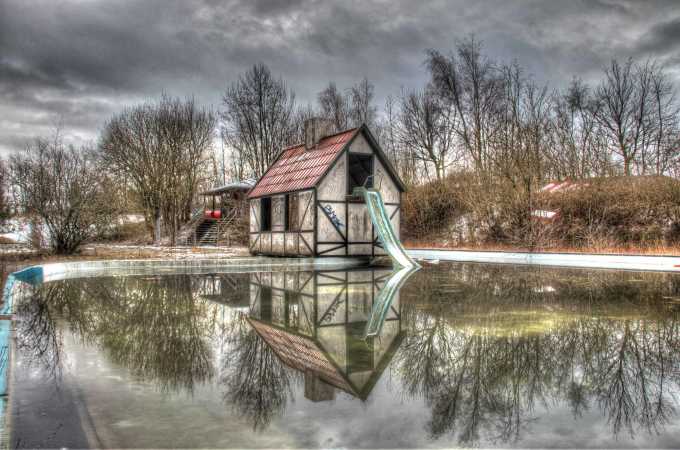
[259,286,272,321]
[260,197,271,231]
[285,193,300,231]
[348,154,373,194]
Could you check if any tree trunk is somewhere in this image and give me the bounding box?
[623,156,632,176]
[154,209,162,245]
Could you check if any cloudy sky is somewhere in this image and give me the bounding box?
[1,0,679,154]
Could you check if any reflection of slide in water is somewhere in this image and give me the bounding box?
[353,187,420,269]
[352,187,419,338]
[364,265,418,338]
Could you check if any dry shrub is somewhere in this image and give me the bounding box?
[99,221,150,244]
[544,176,680,248]
[402,174,469,240]
[404,174,680,251]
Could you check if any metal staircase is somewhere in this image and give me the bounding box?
[179,209,240,246]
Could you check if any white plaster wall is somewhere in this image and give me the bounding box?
[271,195,285,232]
[249,200,260,232]
[347,203,372,242]
[348,244,372,255]
[298,190,315,231]
[317,154,346,201]
[299,232,314,255]
[249,233,259,252]
[317,243,346,256]
[317,326,347,369]
[316,283,346,325]
[317,203,346,242]
[285,233,297,254]
[374,159,400,204]
[349,133,372,154]
[271,232,284,254]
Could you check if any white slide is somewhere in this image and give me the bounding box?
[354,187,420,269]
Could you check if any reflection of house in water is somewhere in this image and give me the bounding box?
[196,274,250,311]
[248,269,404,401]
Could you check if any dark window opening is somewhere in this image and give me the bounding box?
[286,193,300,231]
[259,286,272,321]
[348,154,373,194]
[260,197,271,231]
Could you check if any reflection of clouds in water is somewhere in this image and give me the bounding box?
[11,265,680,448]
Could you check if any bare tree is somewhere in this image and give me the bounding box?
[647,66,679,175]
[10,131,116,254]
[221,63,297,178]
[550,79,613,179]
[399,87,457,180]
[593,59,667,176]
[349,77,378,129]
[100,96,215,244]
[379,95,419,185]
[318,82,349,132]
[317,78,378,132]
[427,36,504,173]
[0,159,10,222]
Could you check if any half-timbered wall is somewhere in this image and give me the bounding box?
[249,189,315,256]
[315,132,401,257]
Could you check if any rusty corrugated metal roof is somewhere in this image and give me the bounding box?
[248,128,359,199]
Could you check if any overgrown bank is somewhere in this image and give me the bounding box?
[402,174,680,254]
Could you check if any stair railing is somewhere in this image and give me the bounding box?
[180,207,206,246]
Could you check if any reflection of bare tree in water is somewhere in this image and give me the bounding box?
[15,275,219,394]
[17,273,300,431]
[14,282,78,381]
[396,264,680,445]
[219,313,297,431]
[87,276,215,393]
[588,319,678,437]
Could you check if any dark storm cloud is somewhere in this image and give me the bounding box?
[1,0,679,154]
[637,17,680,58]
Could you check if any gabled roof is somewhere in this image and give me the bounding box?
[247,125,406,199]
[248,128,359,199]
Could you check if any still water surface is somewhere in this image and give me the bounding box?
[10,263,680,448]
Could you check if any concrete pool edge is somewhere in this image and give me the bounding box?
[407,249,680,272]
[25,256,372,284]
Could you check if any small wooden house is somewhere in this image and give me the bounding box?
[247,120,406,257]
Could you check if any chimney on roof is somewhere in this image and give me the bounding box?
[304,117,334,150]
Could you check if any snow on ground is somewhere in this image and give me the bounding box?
[0,218,33,244]
[81,244,250,259]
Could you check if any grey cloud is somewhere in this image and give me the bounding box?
[636,17,680,58]
[1,0,679,155]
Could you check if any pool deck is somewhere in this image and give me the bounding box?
[408,249,680,272]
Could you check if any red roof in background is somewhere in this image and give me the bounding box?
[539,180,589,193]
[248,128,359,198]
